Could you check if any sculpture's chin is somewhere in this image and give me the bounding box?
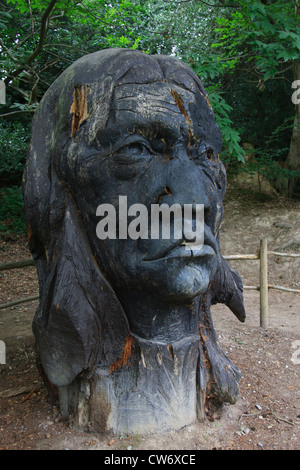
[160,265,216,303]
[137,254,219,303]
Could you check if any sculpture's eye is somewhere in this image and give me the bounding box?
[189,144,216,164]
[126,142,149,156]
[113,141,153,161]
[205,147,214,161]
[188,142,214,164]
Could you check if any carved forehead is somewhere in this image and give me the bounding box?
[109,82,193,140]
[114,82,194,117]
[90,80,221,153]
[45,49,221,156]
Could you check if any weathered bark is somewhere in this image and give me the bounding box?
[59,336,200,434]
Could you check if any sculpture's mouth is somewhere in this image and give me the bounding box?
[158,243,215,260]
[143,226,219,262]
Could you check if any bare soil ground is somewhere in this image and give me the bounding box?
[0,175,299,451]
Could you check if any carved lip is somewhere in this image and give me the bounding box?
[161,244,216,260]
[143,228,218,262]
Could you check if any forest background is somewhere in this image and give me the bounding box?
[0,0,299,236]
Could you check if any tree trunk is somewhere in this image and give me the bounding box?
[286,60,300,197]
[274,60,300,197]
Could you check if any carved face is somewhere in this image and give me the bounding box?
[59,78,225,303]
[23,50,245,390]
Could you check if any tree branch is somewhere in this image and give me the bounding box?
[9,83,30,99]
[0,110,35,118]
[28,0,37,47]
[5,0,59,85]
[11,25,41,50]
[174,0,240,7]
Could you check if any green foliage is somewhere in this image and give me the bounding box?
[239,118,300,191]
[0,121,30,185]
[70,0,146,50]
[213,0,300,79]
[6,0,69,13]
[0,186,26,234]
[0,9,12,29]
[1,0,299,207]
[207,89,245,163]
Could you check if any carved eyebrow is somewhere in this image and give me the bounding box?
[124,109,192,142]
[93,111,186,147]
[136,119,184,142]
[93,125,179,156]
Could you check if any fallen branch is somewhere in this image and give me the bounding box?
[272,413,294,426]
[0,259,35,271]
[238,411,263,429]
[239,411,263,421]
[20,389,35,403]
[0,383,41,398]
[0,295,39,310]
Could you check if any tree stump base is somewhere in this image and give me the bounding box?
[58,335,202,435]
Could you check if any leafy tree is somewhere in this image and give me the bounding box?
[206,0,300,195]
[1,0,147,109]
[141,0,300,193]
[1,0,299,213]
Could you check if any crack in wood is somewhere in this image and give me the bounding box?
[70,84,89,137]
[171,88,193,148]
[109,334,135,373]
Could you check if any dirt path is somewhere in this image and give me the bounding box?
[0,177,299,450]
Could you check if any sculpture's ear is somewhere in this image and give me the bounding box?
[33,197,130,387]
[209,255,246,323]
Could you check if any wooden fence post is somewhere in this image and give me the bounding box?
[260,238,269,328]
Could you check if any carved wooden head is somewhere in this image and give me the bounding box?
[23,49,245,387]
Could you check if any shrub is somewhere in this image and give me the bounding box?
[0,185,26,235]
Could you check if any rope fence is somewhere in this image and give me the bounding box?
[1,239,299,328]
